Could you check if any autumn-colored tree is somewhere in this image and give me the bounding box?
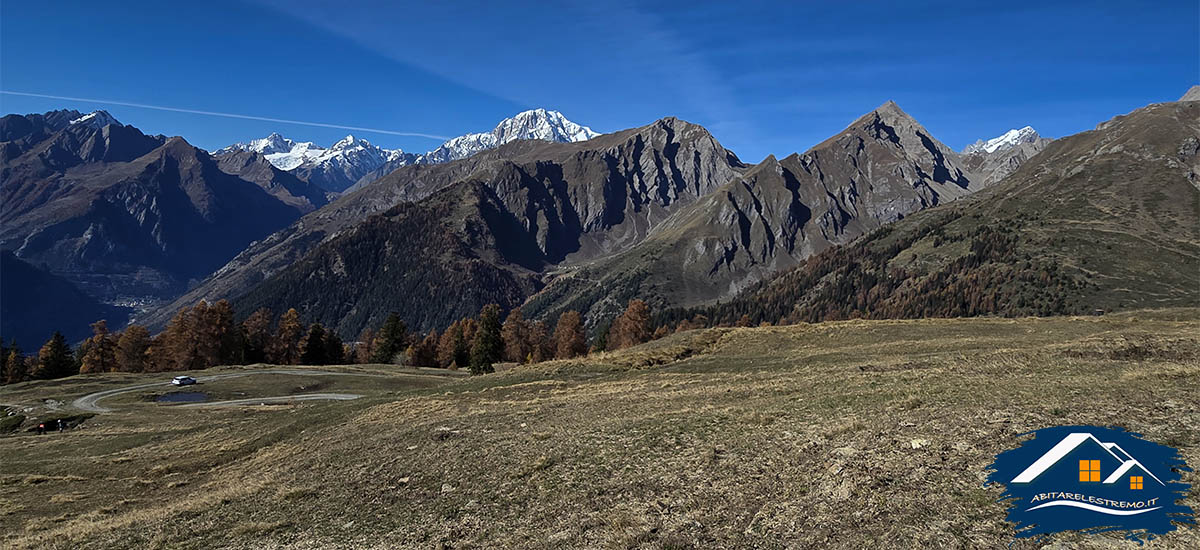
[189,301,220,368]
[735,314,754,328]
[469,304,502,374]
[163,306,200,371]
[5,347,27,384]
[355,328,376,364]
[436,321,462,368]
[406,330,439,368]
[80,321,117,374]
[144,333,170,372]
[300,323,329,365]
[371,313,408,364]
[553,311,587,359]
[209,300,243,366]
[35,332,75,379]
[609,300,651,350]
[271,308,303,365]
[652,325,670,340]
[241,308,274,364]
[460,318,478,350]
[500,309,531,363]
[116,325,151,372]
[527,321,552,363]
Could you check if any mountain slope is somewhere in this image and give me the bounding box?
[691,99,1200,325]
[523,101,988,328]
[212,150,332,213]
[233,182,547,336]
[0,250,129,345]
[0,111,329,305]
[146,116,744,334]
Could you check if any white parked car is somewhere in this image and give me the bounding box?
[171,376,197,386]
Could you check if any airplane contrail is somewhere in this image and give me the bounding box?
[0,90,450,140]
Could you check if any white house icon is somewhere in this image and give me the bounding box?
[1011,432,1165,486]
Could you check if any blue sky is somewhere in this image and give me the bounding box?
[2,1,1196,161]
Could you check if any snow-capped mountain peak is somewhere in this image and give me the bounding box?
[330,134,373,151]
[69,110,121,129]
[962,126,1040,154]
[421,108,599,164]
[217,108,597,192]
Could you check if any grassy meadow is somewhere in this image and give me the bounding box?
[1,310,1197,548]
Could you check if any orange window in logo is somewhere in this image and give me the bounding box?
[1131,476,1143,490]
[1079,460,1101,482]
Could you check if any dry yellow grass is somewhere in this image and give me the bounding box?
[1,310,1198,548]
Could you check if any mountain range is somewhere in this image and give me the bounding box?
[141,101,1055,337]
[218,108,599,193]
[0,110,329,331]
[6,88,1195,347]
[146,115,744,334]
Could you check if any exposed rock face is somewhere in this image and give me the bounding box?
[523,102,986,327]
[142,116,745,333]
[1180,85,1200,102]
[0,111,330,305]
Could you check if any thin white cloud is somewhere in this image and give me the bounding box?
[0,90,449,140]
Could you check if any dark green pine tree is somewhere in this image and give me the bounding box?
[36,331,75,380]
[300,324,329,366]
[371,313,408,364]
[324,331,345,365]
[469,304,503,375]
[452,325,470,369]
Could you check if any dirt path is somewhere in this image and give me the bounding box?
[71,369,411,413]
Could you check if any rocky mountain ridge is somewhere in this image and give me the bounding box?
[220,108,599,193]
[0,110,331,309]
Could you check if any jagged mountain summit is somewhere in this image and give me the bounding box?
[220,108,599,193]
[218,133,415,192]
[961,126,1053,186]
[69,110,122,129]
